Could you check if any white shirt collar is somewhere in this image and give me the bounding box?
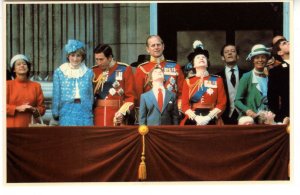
[225,65,238,73]
[152,85,165,93]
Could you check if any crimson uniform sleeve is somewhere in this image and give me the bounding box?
[181,79,190,114]
[215,77,227,117]
[175,64,184,100]
[123,66,136,105]
[134,66,146,106]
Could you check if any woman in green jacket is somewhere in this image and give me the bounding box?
[234,44,270,123]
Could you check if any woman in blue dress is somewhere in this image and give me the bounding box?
[52,40,94,126]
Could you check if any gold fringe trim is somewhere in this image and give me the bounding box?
[113,102,134,126]
[138,125,149,181]
[93,72,108,94]
[118,102,134,115]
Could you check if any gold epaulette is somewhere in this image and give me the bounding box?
[118,62,130,67]
[137,61,150,74]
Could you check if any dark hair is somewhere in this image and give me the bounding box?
[66,48,86,62]
[94,44,113,58]
[11,60,32,79]
[220,44,239,56]
[272,38,286,61]
[146,35,164,47]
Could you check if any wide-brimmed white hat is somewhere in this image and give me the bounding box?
[246,44,271,61]
[10,54,30,68]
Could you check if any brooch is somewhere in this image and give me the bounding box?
[206,88,214,95]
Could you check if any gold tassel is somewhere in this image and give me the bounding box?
[138,125,149,181]
[138,156,147,180]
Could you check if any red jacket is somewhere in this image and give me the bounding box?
[93,62,136,126]
[7,78,45,127]
[135,59,184,107]
[181,75,227,117]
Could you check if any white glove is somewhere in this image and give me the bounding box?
[199,115,211,125]
[113,112,124,125]
[195,115,211,125]
[208,108,222,119]
[185,109,196,120]
[194,115,203,125]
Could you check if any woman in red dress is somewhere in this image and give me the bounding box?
[7,54,45,127]
[180,42,226,125]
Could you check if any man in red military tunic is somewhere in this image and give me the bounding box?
[180,41,227,125]
[135,35,185,111]
[92,44,136,126]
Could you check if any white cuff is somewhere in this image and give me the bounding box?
[185,109,196,120]
[208,108,221,119]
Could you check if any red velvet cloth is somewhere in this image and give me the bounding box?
[7,125,289,182]
[7,126,141,182]
[145,125,289,181]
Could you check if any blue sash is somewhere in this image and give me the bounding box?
[97,64,127,99]
[190,76,217,103]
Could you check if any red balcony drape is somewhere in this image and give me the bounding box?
[144,125,289,181]
[7,125,289,182]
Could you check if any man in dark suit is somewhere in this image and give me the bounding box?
[139,67,179,125]
[216,44,247,124]
[268,36,290,122]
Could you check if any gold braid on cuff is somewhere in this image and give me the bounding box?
[118,102,134,115]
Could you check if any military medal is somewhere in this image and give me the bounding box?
[118,88,124,96]
[170,77,175,85]
[116,70,123,81]
[167,84,173,91]
[204,80,217,88]
[112,81,120,88]
[109,88,116,96]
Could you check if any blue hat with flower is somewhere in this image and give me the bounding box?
[65,39,85,54]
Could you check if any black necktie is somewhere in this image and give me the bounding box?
[230,68,236,87]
